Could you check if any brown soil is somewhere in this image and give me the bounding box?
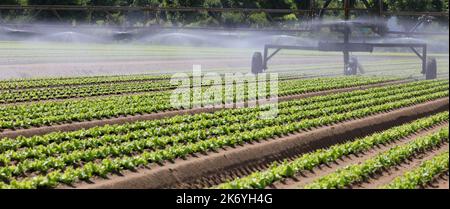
[424,172,449,189]
[351,144,449,189]
[0,79,413,139]
[70,98,448,189]
[271,124,449,189]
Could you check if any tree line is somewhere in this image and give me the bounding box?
[0,0,448,27]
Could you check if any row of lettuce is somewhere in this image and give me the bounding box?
[382,151,448,189]
[0,74,172,90]
[0,76,397,104]
[0,72,320,91]
[305,129,448,189]
[0,65,410,91]
[216,113,449,189]
[0,80,448,188]
[0,76,401,130]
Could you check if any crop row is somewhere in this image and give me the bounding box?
[0,80,443,157]
[2,80,442,141]
[0,74,172,90]
[0,80,174,104]
[0,83,447,188]
[0,83,445,165]
[304,128,448,189]
[382,151,449,189]
[0,81,446,150]
[0,81,446,158]
[215,112,449,189]
[0,76,402,130]
[0,76,395,104]
[0,80,445,144]
[0,72,324,91]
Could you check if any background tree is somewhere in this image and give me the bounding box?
[26,0,86,22]
[0,0,448,27]
[0,0,21,21]
[0,0,20,5]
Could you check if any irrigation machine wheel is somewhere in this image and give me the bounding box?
[344,57,358,76]
[425,57,437,80]
[251,52,264,74]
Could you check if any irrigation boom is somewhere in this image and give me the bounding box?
[251,4,440,80]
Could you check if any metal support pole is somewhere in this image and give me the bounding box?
[263,46,269,69]
[410,47,423,60]
[319,0,333,18]
[422,46,428,74]
[379,0,383,16]
[344,0,350,19]
[105,10,112,24]
[52,9,63,22]
[267,48,282,62]
[155,8,160,25]
[343,0,351,74]
[87,9,92,24]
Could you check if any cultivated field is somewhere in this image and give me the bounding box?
[1,42,448,79]
[0,41,448,189]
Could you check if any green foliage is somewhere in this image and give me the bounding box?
[382,151,449,189]
[305,128,449,189]
[282,13,298,22]
[387,0,446,12]
[221,12,245,26]
[0,76,402,130]
[0,79,448,189]
[0,78,175,104]
[0,0,20,5]
[28,0,82,5]
[216,112,449,189]
[1,0,448,26]
[248,12,270,27]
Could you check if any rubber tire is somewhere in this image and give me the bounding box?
[349,65,358,76]
[345,58,358,76]
[251,52,264,74]
[350,57,358,75]
[426,58,437,80]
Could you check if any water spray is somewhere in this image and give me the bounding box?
[250,15,445,80]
